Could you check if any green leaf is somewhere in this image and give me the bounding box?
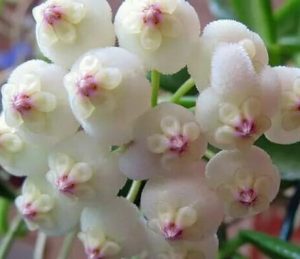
[0,180,15,201]
[275,0,300,37]
[256,136,300,180]
[229,0,256,30]
[208,0,234,19]
[240,230,300,259]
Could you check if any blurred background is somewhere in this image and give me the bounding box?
[0,0,300,258]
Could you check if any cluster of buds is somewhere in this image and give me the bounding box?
[0,0,292,258]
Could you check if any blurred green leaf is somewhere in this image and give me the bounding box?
[256,136,300,180]
[240,230,300,259]
[0,180,15,201]
[208,0,234,19]
[229,0,256,30]
[275,0,300,37]
[0,0,4,13]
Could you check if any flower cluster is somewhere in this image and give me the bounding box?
[0,0,292,258]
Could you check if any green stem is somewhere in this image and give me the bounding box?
[151,70,160,107]
[57,230,77,259]
[33,232,47,259]
[125,70,161,203]
[0,214,23,259]
[177,96,197,108]
[170,78,195,103]
[218,236,246,259]
[204,149,216,160]
[126,181,142,203]
[0,199,10,235]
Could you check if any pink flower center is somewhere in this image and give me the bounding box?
[55,175,76,195]
[43,5,63,25]
[238,189,257,206]
[77,75,98,97]
[235,119,256,138]
[143,4,163,27]
[162,222,183,241]
[12,94,32,114]
[168,134,188,154]
[22,203,37,220]
[86,248,103,259]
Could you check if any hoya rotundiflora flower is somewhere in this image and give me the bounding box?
[0,115,48,177]
[64,47,151,146]
[46,131,126,202]
[33,0,115,68]
[153,235,219,259]
[195,44,280,150]
[1,60,79,147]
[188,19,268,91]
[119,103,207,180]
[205,146,280,218]
[15,177,81,235]
[79,198,151,259]
[265,67,300,144]
[115,0,200,74]
[141,165,223,243]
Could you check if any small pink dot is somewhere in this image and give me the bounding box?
[77,75,98,97]
[23,203,37,220]
[238,188,257,206]
[86,248,103,259]
[235,119,256,138]
[143,4,163,27]
[169,134,188,155]
[56,175,76,195]
[43,5,63,25]
[162,222,183,240]
[12,94,32,114]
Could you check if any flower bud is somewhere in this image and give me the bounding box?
[33,0,115,68]
[188,20,268,91]
[115,0,200,74]
[205,146,280,218]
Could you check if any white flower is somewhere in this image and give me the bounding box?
[64,47,151,146]
[265,67,300,144]
[0,115,48,177]
[141,164,223,243]
[119,103,207,180]
[46,131,126,202]
[1,60,79,147]
[195,44,280,150]
[187,19,268,91]
[153,235,219,259]
[115,0,200,74]
[15,177,81,235]
[79,198,151,259]
[33,0,115,68]
[205,146,280,218]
